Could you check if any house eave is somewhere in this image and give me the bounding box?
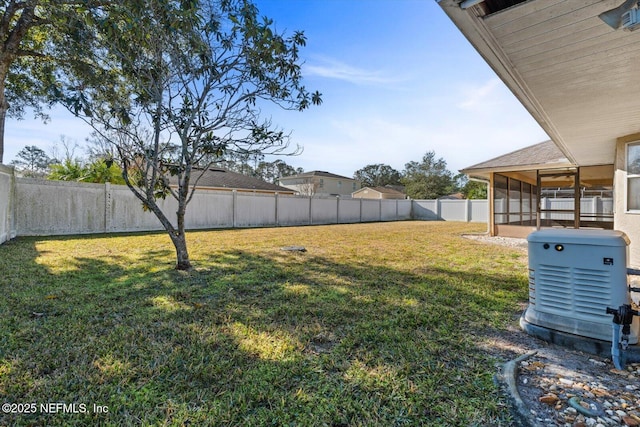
[438,0,576,164]
[460,161,575,177]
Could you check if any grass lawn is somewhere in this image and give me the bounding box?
[0,221,528,426]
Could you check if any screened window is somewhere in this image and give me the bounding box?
[493,174,537,226]
[509,178,521,224]
[628,143,640,211]
[494,174,508,224]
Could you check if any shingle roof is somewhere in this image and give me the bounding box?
[169,168,295,193]
[364,186,405,195]
[282,170,355,180]
[461,140,571,173]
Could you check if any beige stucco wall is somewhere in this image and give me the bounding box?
[279,175,360,197]
[352,189,382,199]
[316,176,360,196]
[615,135,640,269]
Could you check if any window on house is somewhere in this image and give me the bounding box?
[508,178,522,224]
[494,174,508,224]
[628,143,640,211]
[337,181,342,188]
[494,174,537,226]
[319,179,324,188]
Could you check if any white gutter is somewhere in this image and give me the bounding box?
[459,0,484,9]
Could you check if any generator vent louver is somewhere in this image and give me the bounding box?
[536,264,612,321]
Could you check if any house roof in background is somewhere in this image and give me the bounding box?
[461,140,571,174]
[280,170,355,181]
[354,186,405,196]
[169,168,295,193]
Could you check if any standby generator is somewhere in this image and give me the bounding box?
[521,229,640,366]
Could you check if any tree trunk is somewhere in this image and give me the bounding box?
[0,65,8,164]
[172,192,192,271]
[169,230,192,271]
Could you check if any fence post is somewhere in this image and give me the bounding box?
[466,199,471,222]
[274,192,279,226]
[104,182,112,232]
[232,190,237,228]
[10,166,16,239]
[308,196,313,225]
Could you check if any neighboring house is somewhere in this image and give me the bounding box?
[168,167,295,195]
[352,186,406,200]
[277,171,361,197]
[439,0,640,268]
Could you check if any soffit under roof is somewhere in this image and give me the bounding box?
[439,0,640,167]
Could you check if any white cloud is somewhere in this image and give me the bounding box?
[456,78,503,111]
[304,56,400,86]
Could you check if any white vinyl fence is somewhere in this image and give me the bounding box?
[540,197,614,222]
[0,165,15,244]
[2,174,488,240]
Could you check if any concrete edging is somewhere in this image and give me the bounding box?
[495,350,541,427]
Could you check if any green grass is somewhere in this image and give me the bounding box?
[0,221,528,426]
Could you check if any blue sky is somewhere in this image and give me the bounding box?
[5,0,549,177]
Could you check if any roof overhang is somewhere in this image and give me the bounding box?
[461,161,574,177]
[438,0,640,167]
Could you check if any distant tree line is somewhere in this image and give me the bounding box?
[9,137,304,185]
[353,150,487,200]
[11,143,486,199]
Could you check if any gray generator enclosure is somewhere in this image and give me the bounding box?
[523,229,639,344]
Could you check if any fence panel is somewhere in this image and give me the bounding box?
[0,165,14,243]
[184,190,234,229]
[108,184,168,232]
[311,198,338,224]
[439,200,467,222]
[397,200,413,220]
[277,195,310,226]
[469,200,489,223]
[3,178,490,241]
[381,200,398,221]
[361,199,381,222]
[16,179,107,236]
[412,200,439,220]
[236,192,276,227]
[338,199,361,223]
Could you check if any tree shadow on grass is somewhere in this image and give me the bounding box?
[0,236,528,426]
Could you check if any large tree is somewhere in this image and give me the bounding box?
[353,163,401,188]
[253,159,301,184]
[58,0,321,270]
[0,0,99,163]
[10,144,52,176]
[401,151,457,199]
